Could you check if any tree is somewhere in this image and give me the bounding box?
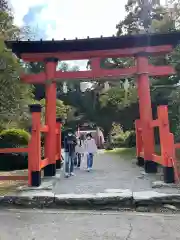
[115,0,180,140]
[0,1,34,129]
[116,0,161,35]
[26,62,45,100]
[39,98,72,124]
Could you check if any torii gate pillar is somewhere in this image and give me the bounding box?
[136,53,157,173]
[44,57,58,176]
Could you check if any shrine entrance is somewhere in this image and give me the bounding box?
[3,31,180,186]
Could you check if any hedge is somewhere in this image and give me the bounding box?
[0,129,30,171]
[0,128,30,145]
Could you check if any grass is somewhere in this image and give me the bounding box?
[106,145,180,165]
[105,147,136,159]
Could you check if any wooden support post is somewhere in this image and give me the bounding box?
[56,118,62,169]
[136,53,157,173]
[44,58,58,177]
[28,104,42,187]
[157,106,175,183]
[135,120,144,166]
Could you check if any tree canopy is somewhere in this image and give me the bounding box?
[0,1,34,129]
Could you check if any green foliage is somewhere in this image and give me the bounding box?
[0,3,34,130]
[0,128,29,171]
[124,131,136,147]
[111,122,123,136]
[111,127,136,148]
[39,98,72,124]
[116,0,161,35]
[112,134,127,147]
[0,128,30,145]
[99,86,137,109]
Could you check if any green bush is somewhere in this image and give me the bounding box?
[124,131,136,147]
[0,129,30,171]
[112,130,136,148]
[112,134,125,147]
[0,128,30,145]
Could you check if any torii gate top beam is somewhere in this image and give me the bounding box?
[5,31,180,62]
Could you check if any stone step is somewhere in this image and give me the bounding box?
[1,190,180,211]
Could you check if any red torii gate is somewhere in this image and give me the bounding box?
[5,31,180,186]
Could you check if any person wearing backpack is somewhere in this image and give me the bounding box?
[64,130,77,177]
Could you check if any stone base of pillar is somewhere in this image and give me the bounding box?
[136,157,144,167]
[163,166,175,183]
[144,160,158,173]
[56,159,62,169]
[44,164,56,177]
[31,171,41,187]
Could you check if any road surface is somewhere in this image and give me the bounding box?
[0,209,180,239]
[54,151,156,194]
[54,151,180,195]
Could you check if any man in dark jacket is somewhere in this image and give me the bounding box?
[64,130,77,178]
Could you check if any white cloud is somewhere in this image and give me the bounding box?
[11,0,167,39]
[10,0,167,69]
[11,0,127,39]
[42,0,128,40]
[10,0,47,26]
[10,0,128,69]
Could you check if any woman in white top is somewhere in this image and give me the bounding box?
[84,133,98,171]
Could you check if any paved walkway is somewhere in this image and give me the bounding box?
[1,209,180,239]
[54,151,178,195]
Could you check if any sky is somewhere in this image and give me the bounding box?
[10,0,128,40]
[9,0,166,70]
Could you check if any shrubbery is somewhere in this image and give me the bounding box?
[109,123,136,148]
[112,130,136,148]
[0,128,30,171]
[0,128,30,145]
[125,131,136,147]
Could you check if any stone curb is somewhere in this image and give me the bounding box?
[133,191,180,207]
[0,190,180,209]
[54,192,133,209]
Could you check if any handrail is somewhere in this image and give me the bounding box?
[0,147,28,153]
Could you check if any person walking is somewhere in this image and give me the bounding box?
[64,130,77,178]
[75,137,85,168]
[84,133,98,172]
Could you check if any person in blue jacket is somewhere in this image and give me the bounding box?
[64,130,77,178]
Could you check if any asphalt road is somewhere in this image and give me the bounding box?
[0,210,180,239]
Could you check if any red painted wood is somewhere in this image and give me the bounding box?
[55,154,59,160]
[175,143,180,149]
[41,158,49,169]
[21,72,46,83]
[136,56,155,161]
[135,120,143,157]
[21,65,175,84]
[44,61,57,166]
[0,148,28,153]
[0,176,28,181]
[150,119,160,127]
[41,125,49,133]
[21,45,173,62]
[152,154,162,165]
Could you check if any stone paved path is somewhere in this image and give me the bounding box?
[1,209,180,239]
[54,151,176,195]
